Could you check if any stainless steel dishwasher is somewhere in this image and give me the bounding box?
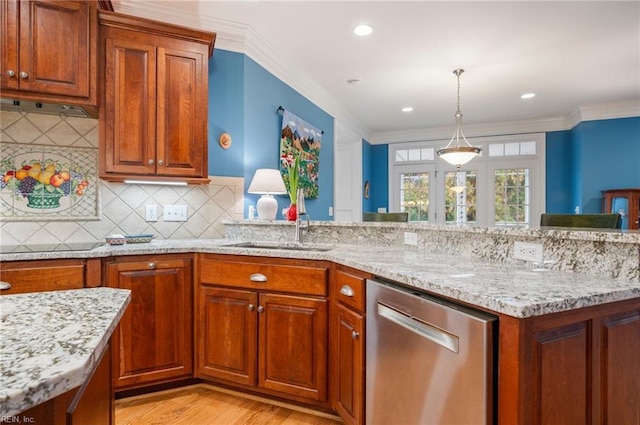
[366,279,496,425]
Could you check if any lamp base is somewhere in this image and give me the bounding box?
[256,194,278,220]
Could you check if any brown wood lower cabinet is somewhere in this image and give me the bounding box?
[330,265,371,425]
[0,258,101,294]
[499,298,640,425]
[105,254,193,391]
[196,254,329,406]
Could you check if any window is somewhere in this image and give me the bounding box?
[400,172,430,221]
[445,171,477,224]
[389,134,545,227]
[494,168,530,227]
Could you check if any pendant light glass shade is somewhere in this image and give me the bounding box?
[437,69,482,168]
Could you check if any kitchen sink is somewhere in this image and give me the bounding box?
[221,242,333,252]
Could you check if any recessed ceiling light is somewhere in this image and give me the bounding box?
[521,93,536,99]
[402,107,413,112]
[353,24,373,36]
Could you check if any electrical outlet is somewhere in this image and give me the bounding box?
[513,241,543,262]
[404,232,418,246]
[145,204,158,222]
[164,204,188,222]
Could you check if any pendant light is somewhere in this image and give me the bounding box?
[437,69,482,169]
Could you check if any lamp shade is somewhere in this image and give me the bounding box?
[437,146,481,167]
[248,169,287,220]
[248,169,287,195]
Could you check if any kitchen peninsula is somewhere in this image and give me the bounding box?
[0,221,638,425]
[0,288,131,423]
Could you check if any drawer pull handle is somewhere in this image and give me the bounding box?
[248,304,255,311]
[6,70,15,77]
[0,281,12,291]
[148,262,156,269]
[19,71,28,79]
[351,331,360,340]
[257,305,264,313]
[250,273,267,282]
[340,285,355,297]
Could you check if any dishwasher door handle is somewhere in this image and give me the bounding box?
[377,302,459,353]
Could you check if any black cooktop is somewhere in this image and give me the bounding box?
[0,241,105,254]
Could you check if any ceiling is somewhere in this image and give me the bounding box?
[112,1,640,141]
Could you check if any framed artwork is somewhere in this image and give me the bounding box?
[279,109,322,199]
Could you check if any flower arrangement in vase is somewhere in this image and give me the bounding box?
[281,152,301,221]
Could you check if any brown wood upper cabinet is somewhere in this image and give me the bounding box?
[98,11,216,184]
[105,254,193,391]
[0,1,98,113]
[196,254,330,406]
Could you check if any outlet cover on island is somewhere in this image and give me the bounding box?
[513,241,543,262]
[164,204,188,222]
[404,232,418,246]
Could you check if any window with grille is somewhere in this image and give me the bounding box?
[494,168,531,227]
[400,172,430,221]
[389,133,544,227]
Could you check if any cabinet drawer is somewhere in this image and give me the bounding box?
[333,268,368,312]
[0,259,85,294]
[199,255,328,296]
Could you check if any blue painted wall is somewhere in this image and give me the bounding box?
[208,49,245,177]
[364,143,389,212]
[208,49,334,220]
[362,139,372,212]
[573,117,640,213]
[545,130,573,213]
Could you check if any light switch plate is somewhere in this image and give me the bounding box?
[164,204,188,222]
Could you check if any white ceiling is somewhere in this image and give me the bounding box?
[112,1,640,141]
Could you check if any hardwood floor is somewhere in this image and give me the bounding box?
[115,384,343,425]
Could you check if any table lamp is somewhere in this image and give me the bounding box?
[247,169,287,220]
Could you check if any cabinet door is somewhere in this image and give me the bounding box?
[597,310,640,425]
[196,285,258,386]
[102,29,157,175]
[334,304,364,425]
[0,0,19,90]
[18,1,93,97]
[107,256,193,390]
[259,293,328,401]
[156,45,207,177]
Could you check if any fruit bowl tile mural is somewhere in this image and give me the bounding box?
[0,143,99,220]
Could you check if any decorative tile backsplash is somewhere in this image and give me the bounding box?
[0,111,243,245]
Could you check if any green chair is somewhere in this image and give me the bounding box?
[540,213,622,229]
[363,212,409,222]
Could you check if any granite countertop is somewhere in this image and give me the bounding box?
[1,237,639,319]
[0,287,131,417]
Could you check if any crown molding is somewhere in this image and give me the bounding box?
[568,100,640,128]
[369,116,570,144]
[370,100,640,144]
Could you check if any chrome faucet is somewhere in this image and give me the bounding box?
[295,188,309,243]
